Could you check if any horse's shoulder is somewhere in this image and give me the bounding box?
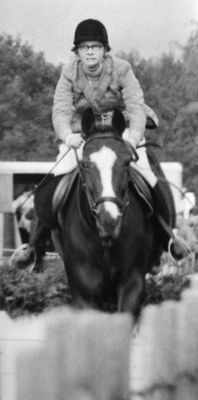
[129,167,153,214]
[52,169,79,215]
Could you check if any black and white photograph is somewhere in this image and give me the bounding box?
[0,1,198,399]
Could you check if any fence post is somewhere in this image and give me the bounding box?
[16,309,132,400]
[0,173,13,257]
[0,213,4,258]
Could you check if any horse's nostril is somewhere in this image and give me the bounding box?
[98,221,121,241]
[102,238,113,248]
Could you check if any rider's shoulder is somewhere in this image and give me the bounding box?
[61,56,79,77]
[109,54,133,74]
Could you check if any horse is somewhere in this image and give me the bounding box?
[11,191,35,243]
[33,108,164,316]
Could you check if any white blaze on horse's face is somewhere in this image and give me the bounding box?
[90,146,120,219]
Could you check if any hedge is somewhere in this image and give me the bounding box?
[0,259,190,318]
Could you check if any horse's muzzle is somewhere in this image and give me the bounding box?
[102,237,113,248]
[96,212,122,243]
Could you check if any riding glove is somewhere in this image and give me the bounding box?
[65,133,83,149]
[127,130,142,148]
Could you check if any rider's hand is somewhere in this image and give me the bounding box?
[125,135,139,162]
[127,129,143,149]
[127,137,138,149]
[65,133,83,149]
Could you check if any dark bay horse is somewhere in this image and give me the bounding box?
[34,108,163,316]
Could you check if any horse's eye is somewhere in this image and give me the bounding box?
[122,161,130,169]
[124,157,131,167]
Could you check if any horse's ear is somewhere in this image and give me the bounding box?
[112,109,126,136]
[81,108,95,137]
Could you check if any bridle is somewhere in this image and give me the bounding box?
[75,133,134,217]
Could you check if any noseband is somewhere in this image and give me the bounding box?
[75,133,132,215]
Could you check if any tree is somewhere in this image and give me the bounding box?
[182,26,198,101]
[0,35,60,161]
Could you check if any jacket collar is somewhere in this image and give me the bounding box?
[73,55,114,113]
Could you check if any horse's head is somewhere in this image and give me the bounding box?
[80,108,133,246]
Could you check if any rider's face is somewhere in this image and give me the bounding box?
[77,41,105,68]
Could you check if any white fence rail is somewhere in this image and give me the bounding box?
[0,161,185,257]
[0,162,54,257]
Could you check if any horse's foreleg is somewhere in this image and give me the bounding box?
[66,261,104,311]
[117,270,144,318]
[51,228,64,260]
[29,218,51,271]
[71,296,102,310]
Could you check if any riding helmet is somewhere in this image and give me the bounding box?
[72,19,111,51]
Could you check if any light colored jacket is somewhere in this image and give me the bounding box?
[52,54,146,146]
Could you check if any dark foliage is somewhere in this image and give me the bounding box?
[0,260,71,318]
[142,274,190,307]
[0,35,60,161]
[0,261,191,318]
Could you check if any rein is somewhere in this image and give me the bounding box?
[16,148,72,212]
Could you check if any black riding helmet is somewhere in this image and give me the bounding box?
[72,19,111,51]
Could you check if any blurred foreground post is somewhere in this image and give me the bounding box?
[16,309,132,400]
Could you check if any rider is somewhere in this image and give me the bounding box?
[52,18,189,262]
[9,18,189,270]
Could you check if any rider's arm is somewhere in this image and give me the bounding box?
[119,59,146,148]
[52,63,74,143]
[52,63,83,148]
